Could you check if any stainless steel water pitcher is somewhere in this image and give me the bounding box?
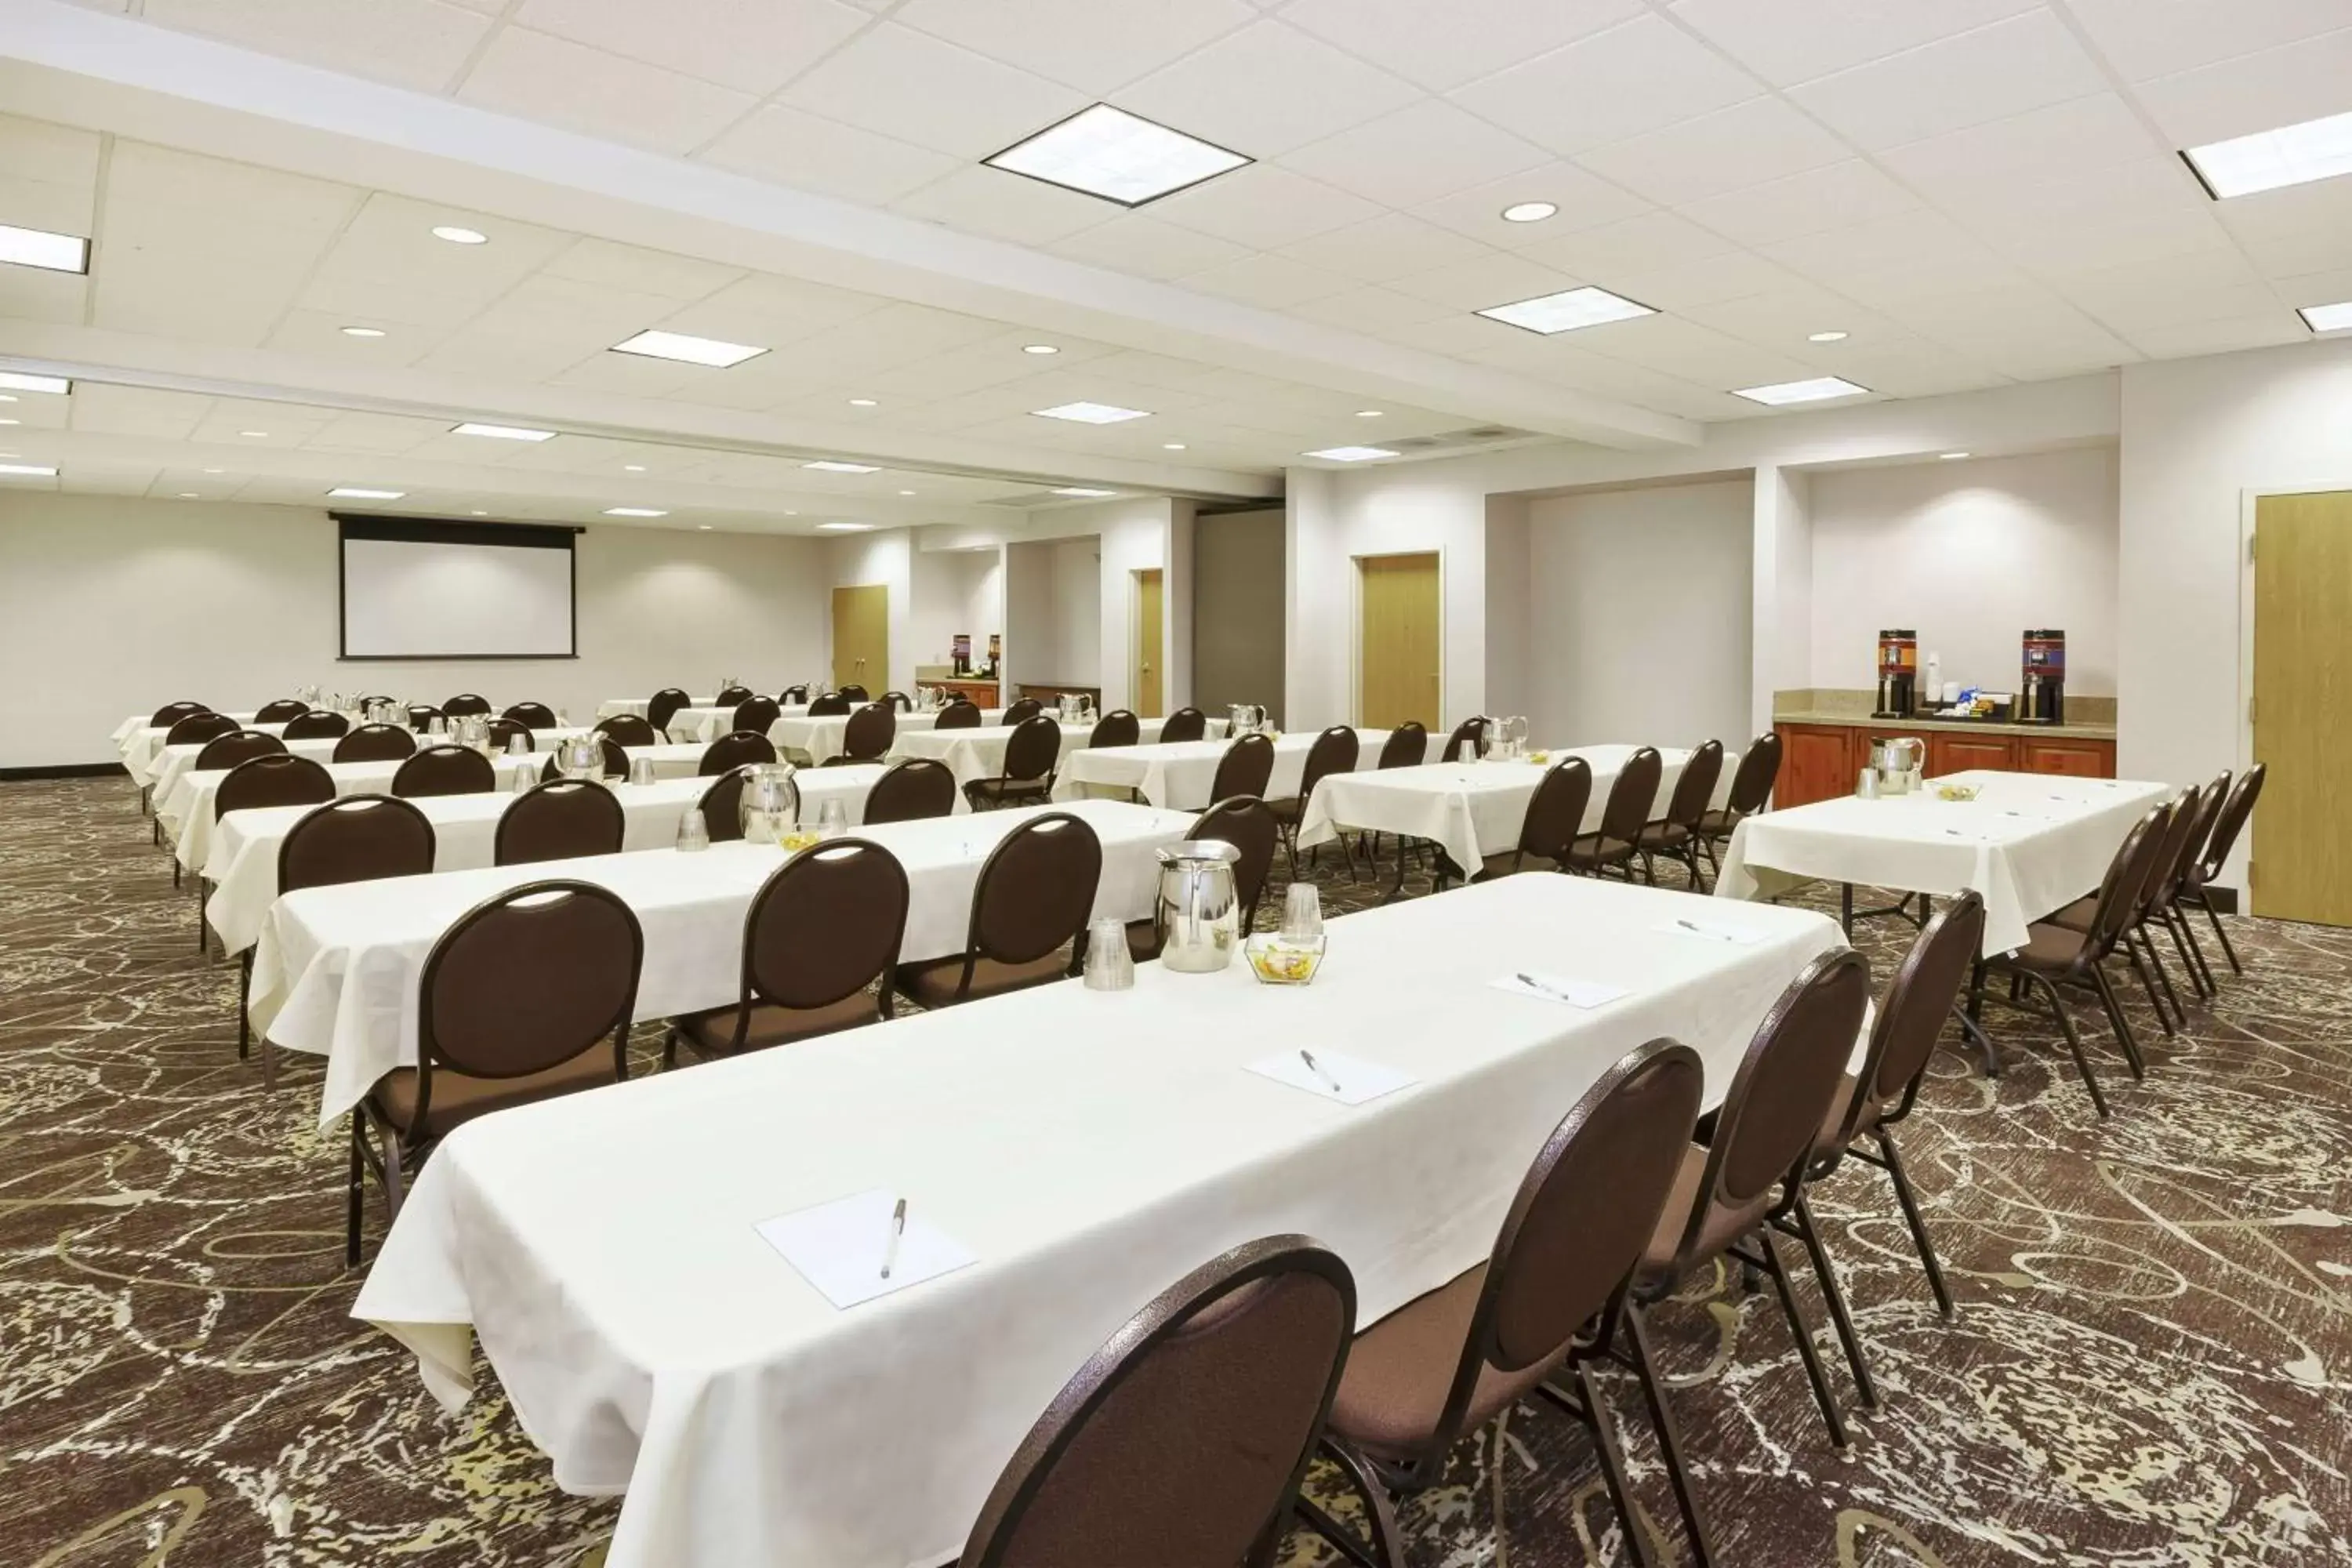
[1153,840,1242,973]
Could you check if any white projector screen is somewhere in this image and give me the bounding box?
[339,518,578,659]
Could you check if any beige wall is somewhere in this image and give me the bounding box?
[1190,507,1285,723]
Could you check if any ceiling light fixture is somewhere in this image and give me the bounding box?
[1053,486,1117,497]
[2299,300,2352,332]
[1477,285,1655,335]
[848,397,878,407]
[470,510,488,517]
[0,223,89,274]
[432,225,488,245]
[898,488,917,496]
[1939,451,1971,460]
[0,372,70,395]
[203,468,223,474]
[604,506,668,517]
[340,325,387,339]
[452,422,556,441]
[2183,109,2352,199]
[818,521,875,532]
[240,430,269,438]
[1808,330,1849,343]
[804,459,880,473]
[328,487,405,499]
[698,524,713,531]
[0,419,16,426]
[1355,409,1385,418]
[1501,201,1557,223]
[608,329,768,368]
[623,464,646,472]
[1305,445,1398,462]
[1733,376,1871,406]
[1163,442,1187,450]
[177,492,198,499]
[0,462,57,476]
[0,394,13,401]
[1033,401,1149,424]
[1022,343,1059,355]
[985,103,1249,207]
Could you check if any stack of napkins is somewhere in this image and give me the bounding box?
[756,1188,975,1308]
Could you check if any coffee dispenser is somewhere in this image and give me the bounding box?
[1874,629,1918,717]
[2020,630,2066,724]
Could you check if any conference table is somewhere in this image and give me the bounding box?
[252,797,1197,1130]
[158,755,540,872]
[143,728,600,803]
[349,871,1844,1568]
[115,714,267,782]
[1058,728,1387,810]
[200,767,892,956]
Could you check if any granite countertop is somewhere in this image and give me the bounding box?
[1775,711,2118,740]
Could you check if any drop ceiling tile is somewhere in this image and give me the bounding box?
[264,308,445,364]
[1279,0,1641,93]
[1875,94,2161,197]
[2063,0,2349,83]
[1146,164,1381,250]
[1679,286,1907,349]
[457,28,760,155]
[699,105,961,203]
[1409,161,1654,248]
[1113,20,1422,158]
[2227,221,2352,280]
[304,411,453,455]
[1980,205,2236,277]
[1758,209,2009,289]
[0,269,85,326]
[546,347,718,397]
[1515,210,1740,280]
[141,0,493,93]
[778,21,1090,158]
[1574,96,1850,209]
[1274,212,1491,284]
[2132,24,2352,147]
[891,165,1117,245]
[1180,252,1353,308]
[2124,313,2311,358]
[890,0,1255,95]
[1787,11,2109,151]
[66,385,211,439]
[1675,159,1918,247]
[2064,276,2281,333]
[1279,100,1552,210]
[1448,16,1762,158]
[0,114,100,234]
[659,271,894,346]
[541,239,742,302]
[1045,212,1254,278]
[511,0,869,94]
[1602,249,1804,311]
[1281,285,1457,332]
[1371,312,1543,358]
[1664,0,2038,89]
[1386,252,1586,310]
[1577,315,1817,388]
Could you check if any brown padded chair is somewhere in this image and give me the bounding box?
[1269,726,1358,879]
[394,744,497,798]
[780,684,811,705]
[253,698,310,724]
[486,717,533,752]
[542,736,629,782]
[1697,731,1783,877]
[1438,717,1486,764]
[668,837,909,1064]
[495,779,626,866]
[807,691,852,717]
[935,699,984,730]
[1303,1039,1706,1568]
[282,709,350,740]
[502,700,557,729]
[1127,796,1280,961]
[963,716,1062,811]
[2144,774,2233,996]
[1566,746,1661,880]
[149,700,211,729]
[199,754,336,949]
[1159,706,1208,743]
[838,683,869,703]
[733,695,782,735]
[1965,804,2169,1117]
[406,704,444,729]
[842,702,896,761]
[2179,762,2263,977]
[347,880,642,1265]
[1632,949,1873,1566]
[1001,696,1045,727]
[595,713,660,746]
[1209,732,1276,802]
[1469,756,1592,884]
[957,1236,1356,1568]
[695,765,781,843]
[864,758,956,824]
[442,693,492,717]
[2049,782,2206,1033]
[895,811,1102,1007]
[334,724,417,763]
[1087,709,1142,749]
[1377,722,1428,770]
[713,684,756,708]
[880,689,912,713]
[1633,739,1724,891]
[195,729,288,771]
[699,730,778,775]
[166,711,240,748]
[645,688,693,734]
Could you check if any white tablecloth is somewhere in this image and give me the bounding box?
[1059,728,1388,810]
[199,768,891,956]
[122,717,274,782]
[350,873,1843,1568]
[887,721,1093,789]
[160,756,545,873]
[1714,770,2173,955]
[598,695,713,721]
[253,798,1196,1128]
[666,704,803,744]
[771,710,942,763]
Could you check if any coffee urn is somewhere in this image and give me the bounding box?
[2020,630,2066,724]
[1874,629,1918,717]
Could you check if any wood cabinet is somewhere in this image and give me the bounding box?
[1776,724,1861,808]
[2020,738,2112,778]
[1929,732,2016,776]
[1769,722,2115,808]
[932,679,998,706]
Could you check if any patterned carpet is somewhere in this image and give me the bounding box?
[2,774,2349,1566]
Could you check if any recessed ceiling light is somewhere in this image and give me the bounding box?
[985,102,1249,206]
[1733,376,1871,406]
[604,506,668,517]
[0,394,13,401]
[1477,286,1655,334]
[0,372,69,395]
[176,492,198,499]
[328,487,405,499]
[784,510,798,517]
[1034,401,1150,424]
[1054,487,1117,497]
[1939,451,1971,460]
[1163,442,1187,450]
[818,521,875,532]
[0,223,89,274]
[2299,300,2352,332]
[1355,409,1385,418]
[203,468,223,474]
[848,397,878,407]
[0,462,57,477]
[1501,201,1557,223]
[698,524,713,531]
[1808,330,1849,343]
[609,329,768,368]
[340,325,387,339]
[452,421,556,441]
[1022,343,1059,355]
[804,459,880,474]
[432,225,488,245]
[470,510,488,517]
[2183,109,2352,200]
[898,488,917,496]
[240,430,269,438]
[0,419,16,426]
[623,464,646,472]
[1305,446,1398,462]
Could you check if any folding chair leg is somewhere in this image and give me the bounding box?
[2202,898,2242,974]
[236,950,253,1058]
[2089,963,2148,1079]
[2169,907,2218,996]
[1623,1305,1716,1567]
[1782,1192,1877,1409]
[1874,1127,1955,1319]
[1751,1226,1849,1446]
[346,1116,366,1268]
[2026,970,2109,1116]
[2122,935,2177,1036]
[1294,1439,1403,1568]
[2140,927,2187,1024]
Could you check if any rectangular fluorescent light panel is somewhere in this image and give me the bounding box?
[985,103,1250,206]
[604,507,668,517]
[0,462,58,477]
[1475,286,1654,334]
[818,521,874,532]
[1305,446,1398,462]
[2184,109,2352,199]
[1033,401,1150,424]
[2299,300,2352,332]
[452,422,555,441]
[328,487,405,499]
[0,371,70,395]
[608,329,768,368]
[1052,487,1117,497]
[1733,377,1871,406]
[0,223,89,274]
[803,460,881,474]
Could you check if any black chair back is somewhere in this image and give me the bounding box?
[392,745,496,798]
[332,724,417,763]
[596,713,659,746]
[216,754,335,818]
[195,730,286,771]
[700,731,779,775]
[843,702,896,760]
[646,690,692,732]
[283,710,350,740]
[1159,706,1207,743]
[495,779,626,866]
[935,699,983,730]
[866,759,956,823]
[1210,734,1276,800]
[278,794,435,894]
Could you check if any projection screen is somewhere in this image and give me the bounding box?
[338,517,579,659]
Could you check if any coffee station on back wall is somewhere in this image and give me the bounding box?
[1772,626,2117,808]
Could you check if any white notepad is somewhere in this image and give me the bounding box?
[1247,1049,1416,1107]
[1491,971,1628,1009]
[755,1189,976,1309]
[1655,915,1767,945]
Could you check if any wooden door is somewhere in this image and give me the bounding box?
[1929,732,2016,777]
[2019,738,2114,779]
[1134,568,1163,717]
[2252,492,2352,923]
[830,584,888,695]
[1359,552,1439,730]
[1776,724,1856,808]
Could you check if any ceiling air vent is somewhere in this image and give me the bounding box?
[1382,425,1538,453]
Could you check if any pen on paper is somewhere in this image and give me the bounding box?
[1675,918,1731,941]
[1299,1049,1344,1095]
[1516,971,1569,1003]
[880,1197,906,1280]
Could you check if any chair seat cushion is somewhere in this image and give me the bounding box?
[2044,895,2096,931]
[1695,808,1738,835]
[370,1049,614,1137]
[1566,835,1634,868]
[894,951,1073,1008]
[1634,822,1690,851]
[962,777,1051,805]
[1326,1264,1559,1461]
[1637,1143,1770,1283]
[2009,920,2093,971]
[676,992,881,1058]
[1265,797,1303,824]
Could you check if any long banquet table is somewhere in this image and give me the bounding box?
[159,756,541,871]
[350,872,1843,1568]
[252,797,1196,1128]
[145,728,597,802]
[1058,728,1388,809]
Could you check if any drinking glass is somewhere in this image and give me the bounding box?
[511,766,535,795]
[628,756,658,786]
[676,808,710,851]
[816,798,849,838]
[1083,916,1135,991]
[1282,882,1323,943]
[507,733,529,755]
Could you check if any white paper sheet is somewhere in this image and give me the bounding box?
[1490,971,1629,1008]
[1654,914,1768,945]
[754,1189,976,1309]
[1245,1048,1417,1106]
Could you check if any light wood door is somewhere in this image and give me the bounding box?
[1358,552,1439,730]
[830,583,889,695]
[1134,568,1163,717]
[2252,491,2352,924]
